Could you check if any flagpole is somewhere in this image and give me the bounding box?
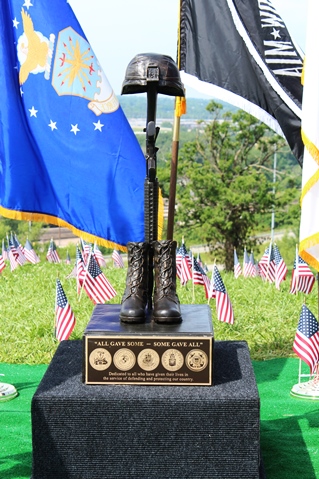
[167,0,185,240]
[191,253,195,303]
[295,244,299,295]
[207,260,216,305]
[266,241,272,283]
[270,144,277,244]
[54,278,58,339]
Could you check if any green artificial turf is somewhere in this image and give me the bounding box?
[0,363,47,479]
[1,357,319,478]
[254,358,319,479]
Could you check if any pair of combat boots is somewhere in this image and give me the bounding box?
[120,240,181,324]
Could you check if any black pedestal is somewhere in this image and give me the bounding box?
[31,340,264,478]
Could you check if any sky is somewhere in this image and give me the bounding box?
[69,0,309,98]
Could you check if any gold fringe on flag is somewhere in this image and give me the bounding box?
[0,205,128,252]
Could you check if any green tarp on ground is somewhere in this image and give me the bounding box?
[1,358,318,478]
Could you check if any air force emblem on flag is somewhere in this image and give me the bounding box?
[52,27,119,115]
[17,9,55,84]
[17,9,118,116]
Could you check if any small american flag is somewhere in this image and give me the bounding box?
[65,251,71,265]
[94,243,106,268]
[243,248,250,277]
[76,245,86,292]
[24,238,40,264]
[0,254,6,273]
[82,255,117,304]
[112,249,124,268]
[192,257,211,298]
[2,239,7,261]
[46,239,61,263]
[259,245,275,282]
[8,236,19,271]
[273,244,287,290]
[234,249,242,279]
[290,252,315,295]
[176,241,191,280]
[180,250,192,286]
[213,266,234,324]
[249,252,257,278]
[14,234,26,265]
[55,279,76,341]
[293,304,319,374]
[81,239,92,265]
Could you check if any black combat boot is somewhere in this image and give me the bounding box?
[152,240,182,324]
[120,242,149,323]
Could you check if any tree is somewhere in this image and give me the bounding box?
[165,101,290,270]
[0,217,43,245]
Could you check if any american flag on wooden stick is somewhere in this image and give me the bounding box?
[112,249,124,268]
[273,244,287,290]
[192,256,211,298]
[290,251,315,295]
[46,239,60,264]
[259,245,275,282]
[81,239,92,265]
[0,254,6,273]
[82,255,117,304]
[2,239,7,261]
[94,243,106,268]
[243,248,250,277]
[14,234,26,265]
[176,241,191,280]
[234,249,242,279]
[24,238,40,264]
[212,265,234,324]
[7,235,19,271]
[76,245,86,292]
[55,279,76,341]
[293,304,319,374]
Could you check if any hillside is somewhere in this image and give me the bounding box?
[119,96,238,120]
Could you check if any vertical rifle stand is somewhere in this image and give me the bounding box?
[122,53,185,309]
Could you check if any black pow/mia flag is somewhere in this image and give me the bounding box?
[180,0,304,166]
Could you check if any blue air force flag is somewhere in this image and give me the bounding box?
[180,0,304,166]
[0,0,145,250]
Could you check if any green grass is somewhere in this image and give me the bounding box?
[0,259,318,364]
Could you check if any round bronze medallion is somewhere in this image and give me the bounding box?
[113,348,136,371]
[161,349,184,371]
[89,348,112,371]
[137,349,160,371]
[185,349,208,372]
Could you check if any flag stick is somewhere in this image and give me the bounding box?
[167,0,185,240]
[167,98,182,240]
[295,244,299,295]
[54,279,57,339]
[265,241,272,283]
[270,144,277,244]
[191,253,195,304]
[207,260,216,305]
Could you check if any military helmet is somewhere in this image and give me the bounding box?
[122,53,185,97]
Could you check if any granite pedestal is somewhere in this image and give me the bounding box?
[31,340,264,478]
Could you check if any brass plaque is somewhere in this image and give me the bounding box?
[85,335,213,385]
